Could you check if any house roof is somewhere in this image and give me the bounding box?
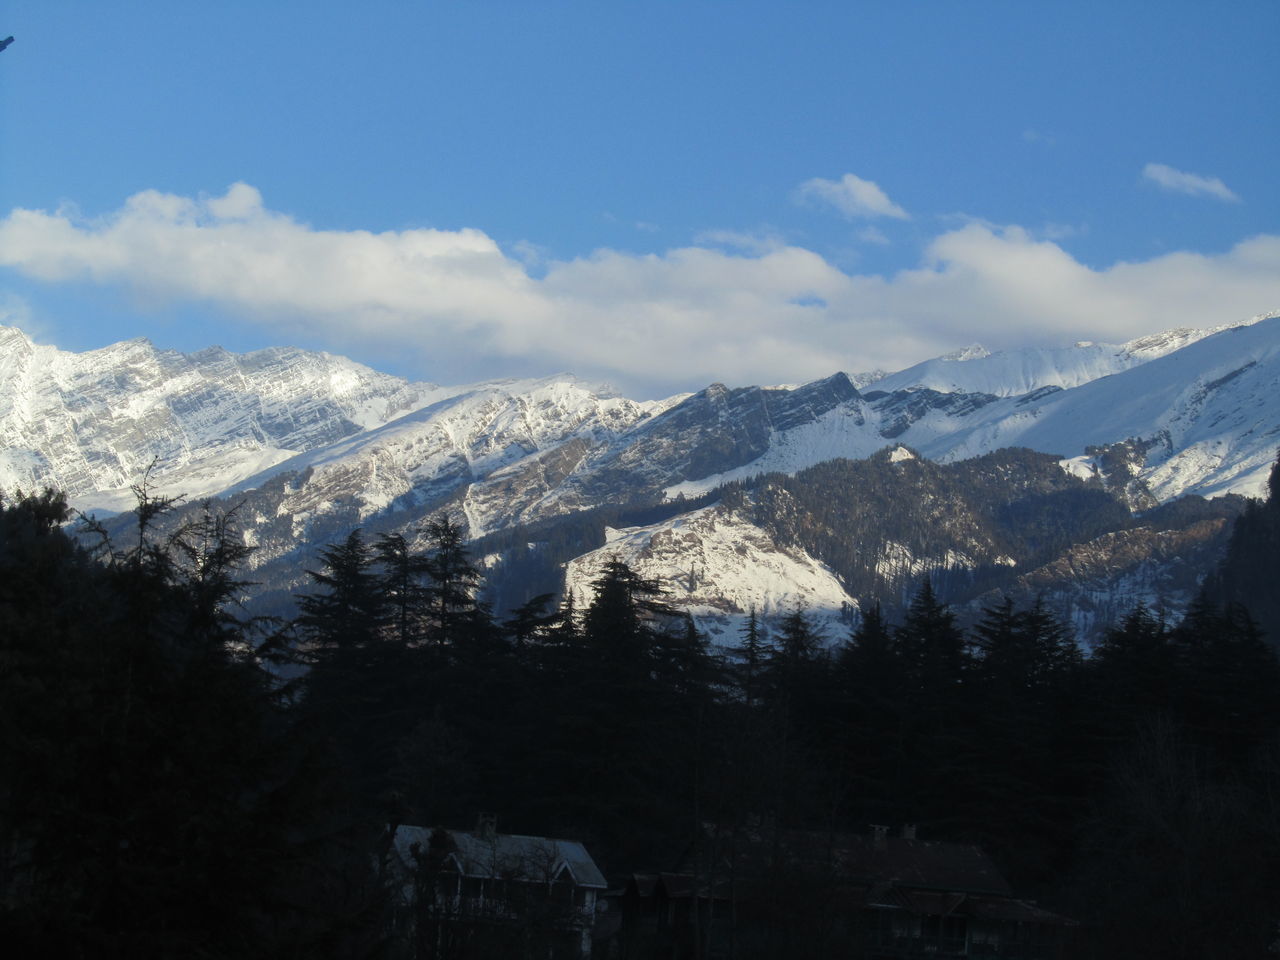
[629,873,659,898]
[684,824,1014,897]
[863,886,1076,926]
[964,896,1078,926]
[869,887,971,916]
[830,834,1013,897]
[390,824,607,890]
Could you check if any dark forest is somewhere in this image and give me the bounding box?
[3,457,1280,959]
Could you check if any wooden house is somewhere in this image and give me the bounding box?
[387,817,608,960]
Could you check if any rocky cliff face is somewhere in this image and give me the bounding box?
[221,376,668,542]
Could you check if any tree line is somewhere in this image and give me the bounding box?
[2,456,1280,957]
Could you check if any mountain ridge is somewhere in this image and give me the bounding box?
[4,313,1275,519]
[3,313,1276,640]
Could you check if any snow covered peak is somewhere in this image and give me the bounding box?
[868,341,1124,397]
[849,369,890,389]
[930,315,1280,500]
[0,324,33,348]
[1118,315,1267,361]
[3,309,1275,528]
[471,371,608,397]
[866,314,1270,399]
[939,343,991,362]
[0,330,447,511]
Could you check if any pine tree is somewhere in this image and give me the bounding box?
[832,603,909,823]
[1170,594,1280,763]
[1090,603,1174,725]
[296,529,405,810]
[897,577,967,693]
[502,592,561,651]
[762,605,825,713]
[376,532,431,647]
[730,606,771,705]
[297,529,387,652]
[972,595,1079,699]
[655,613,720,701]
[1205,452,1280,644]
[582,555,671,677]
[838,602,897,685]
[421,513,484,649]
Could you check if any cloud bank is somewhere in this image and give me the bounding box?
[1142,163,1240,203]
[1,184,1277,396]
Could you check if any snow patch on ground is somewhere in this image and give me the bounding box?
[71,445,298,515]
[662,405,889,500]
[1058,455,1100,483]
[874,542,976,582]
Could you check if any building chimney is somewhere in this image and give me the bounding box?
[871,824,889,849]
[476,813,497,841]
[901,824,917,841]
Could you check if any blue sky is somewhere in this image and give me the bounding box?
[1,2,1277,397]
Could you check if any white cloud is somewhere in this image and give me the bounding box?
[1038,222,1084,241]
[1022,128,1055,146]
[509,239,550,269]
[796,173,909,220]
[692,229,786,255]
[205,182,264,220]
[1142,163,1240,203]
[0,182,545,337]
[1,184,1277,396]
[858,226,890,246]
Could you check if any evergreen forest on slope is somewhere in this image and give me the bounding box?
[2,456,1280,958]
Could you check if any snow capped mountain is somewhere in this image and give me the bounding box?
[0,325,447,512]
[923,316,1280,500]
[7,313,1272,525]
[672,315,1280,504]
[2,311,1275,639]
[861,314,1267,398]
[225,375,666,537]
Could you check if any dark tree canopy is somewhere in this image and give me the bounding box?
[8,452,1280,959]
[0,490,378,958]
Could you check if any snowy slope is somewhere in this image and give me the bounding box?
[562,505,858,644]
[866,314,1269,398]
[924,317,1280,499]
